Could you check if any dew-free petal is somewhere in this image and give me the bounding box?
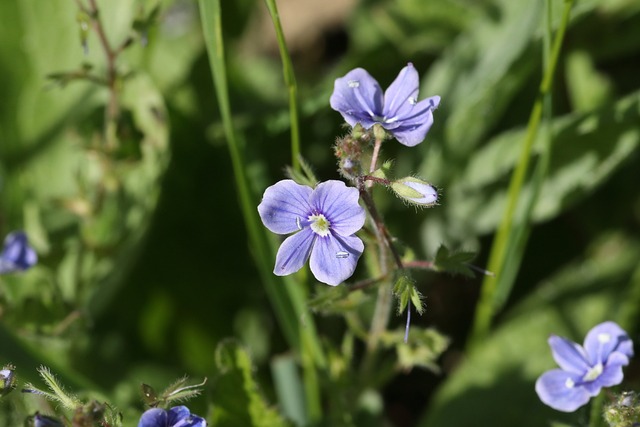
[168,406,191,425]
[310,180,365,237]
[274,228,315,277]
[330,68,383,128]
[383,63,419,121]
[535,369,591,412]
[309,233,363,286]
[583,321,633,365]
[138,408,168,427]
[549,335,590,375]
[258,180,313,234]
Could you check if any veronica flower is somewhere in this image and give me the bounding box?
[138,406,206,427]
[330,63,440,147]
[535,321,634,412]
[258,180,365,286]
[0,231,37,274]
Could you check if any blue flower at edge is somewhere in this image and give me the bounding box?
[0,231,37,274]
[330,63,440,147]
[138,406,206,427]
[258,180,365,286]
[535,321,634,412]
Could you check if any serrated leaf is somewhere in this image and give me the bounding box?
[211,341,291,427]
[433,245,475,278]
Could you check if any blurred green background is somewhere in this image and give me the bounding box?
[1,0,640,426]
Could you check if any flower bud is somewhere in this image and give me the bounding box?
[391,177,438,206]
[0,364,16,397]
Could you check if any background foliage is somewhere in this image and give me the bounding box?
[1,0,639,426]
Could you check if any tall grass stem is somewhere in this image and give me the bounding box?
[468,0,575,350]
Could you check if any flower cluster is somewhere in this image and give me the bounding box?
[258,64,440,287]
[535,321,634,412]
[0,231,37,274]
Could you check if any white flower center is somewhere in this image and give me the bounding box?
[565,378,575,388]
[582,363,603,382]
[309,214,331,237]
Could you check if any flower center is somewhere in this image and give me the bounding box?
[309,214,331,237]
[582,363,603,382]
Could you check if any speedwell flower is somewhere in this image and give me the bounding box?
[330,63,440,147]
[258,180,365,286]
[535,321,634,412]
[0,231,37,274]
[138,406,206,427]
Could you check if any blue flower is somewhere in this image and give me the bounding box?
[330,63,440,147]
[138,406,206,427]
[0,231,37,274]
[258,180,366,286]
[535,321,634,412]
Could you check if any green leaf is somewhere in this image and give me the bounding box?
[211,341,291,427]
[433,245,475,278]
[444,90,640,236]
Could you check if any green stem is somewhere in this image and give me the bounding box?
[198,2,325,424]
[589,393,605,427]
[263,0,301,172]
[468,0,575,350]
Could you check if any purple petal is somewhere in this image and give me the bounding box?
[388,96,440,147]
[309,233,364,286]
[583,321,633,365]
[382,63,419,121]
[274,229,315,277]
[309,181,365,237]
[168,406,190,425]
[548,335,590,375]
[330,68,383,128]
[138,408,168,427]
[258,180,313,235]
[593,351,629,389]
[173,415,207,427]
[535,369,591,412]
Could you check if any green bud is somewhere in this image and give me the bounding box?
[391,177,438,206]
[372,123,387,141]
[371,160,394,180]
[351,123,366,140]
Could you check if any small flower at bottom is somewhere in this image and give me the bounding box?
[258,180,366,286]
[330,63,440,147]
[27,413,64,427]
[535,321,634,412]
[0,231,37,274]
[138,406,207,427]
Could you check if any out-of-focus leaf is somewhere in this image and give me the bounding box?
[441,90,640,236]
[420,235,640,427]
[381,327,449,373]
[211,341,291,427]
[423,0,543,156]
[565,50,613,112]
